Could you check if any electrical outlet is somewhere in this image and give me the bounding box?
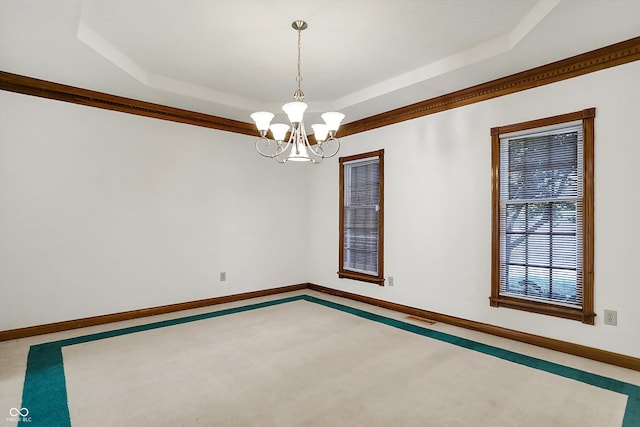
[388,276,394,287]
[603,309,617,326]
[219,272,226,282]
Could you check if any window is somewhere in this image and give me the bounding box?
[339,149,384,285]
[490,109,595,324]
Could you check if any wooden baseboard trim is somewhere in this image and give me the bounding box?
[0,283,307,342]
[3,282,637,371]
[307,283,640,371]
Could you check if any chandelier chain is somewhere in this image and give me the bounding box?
[294,25,304,101]
[297,27,302,86]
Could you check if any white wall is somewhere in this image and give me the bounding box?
[2,61,639,358]
[0,91,310,330]
[307,60,640,358]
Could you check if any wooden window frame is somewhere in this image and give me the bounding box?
[490,108,595,324]
[338,149,385,285]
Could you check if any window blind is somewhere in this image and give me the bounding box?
[499,123,584,308]
[343,157,380,275]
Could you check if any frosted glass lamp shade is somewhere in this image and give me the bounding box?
[282,102,308,123]
[287,142,312,162]
[321,112,345,131]
[250,112,274,131]
[311,124,329,142]
[269,123,290,141]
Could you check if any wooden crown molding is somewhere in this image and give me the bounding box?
[338,36,640,137]
[0,70,258,136]
[2,37,639,139]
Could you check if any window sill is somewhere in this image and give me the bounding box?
[490,296,595,324]
[338,270,384,286]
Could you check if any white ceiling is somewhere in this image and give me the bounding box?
[1,0,639,126]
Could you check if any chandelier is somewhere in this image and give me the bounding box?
[250,20,345,163]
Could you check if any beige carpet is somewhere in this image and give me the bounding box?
[60,300,627,426]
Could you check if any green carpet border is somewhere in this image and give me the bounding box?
[307,295,640,427]
[18,294,639,426]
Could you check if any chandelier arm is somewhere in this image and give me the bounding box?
[297,122,318,160]
[255,137,278,158]
[306,141,324,158]
[277,138,291,155]
[274,131,296,163]
[319,136,341,158]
